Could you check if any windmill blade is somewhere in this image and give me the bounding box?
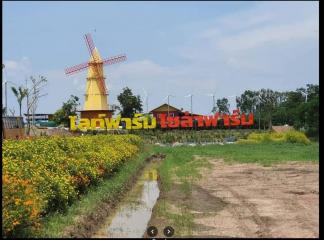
[84,33,107,94]
[84,33,98,61]
[65,62,89,75]
[102,55,127,66]
[97,77,107,94]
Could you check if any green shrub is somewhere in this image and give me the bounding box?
[284,130,311,144]
[247,132,264,142]
[240,130,310,144]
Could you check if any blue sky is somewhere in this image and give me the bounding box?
[3,1,319,115]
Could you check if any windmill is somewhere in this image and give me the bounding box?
[65,33,126,119]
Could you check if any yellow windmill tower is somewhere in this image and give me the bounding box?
[65,33,126,120]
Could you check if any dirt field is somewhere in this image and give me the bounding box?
[193,159,319,238]
[148,159,319,238]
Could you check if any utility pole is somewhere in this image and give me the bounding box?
[167,95,170,117]
[302,92,308,103]
[185,94,193,115]
[142,88,149,114]
[191,94,193,115]
[32,84,36,126]
[259,103,261,131]
[207,93,216,113]
[257,95,261,131]
[26,78,30,130]
[3,64,7,116]
[5,81,7,116]
[165,94,175,118]
[146,96,148,114]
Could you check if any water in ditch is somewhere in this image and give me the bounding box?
[93,163,160,238]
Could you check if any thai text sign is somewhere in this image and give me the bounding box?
[69,110,254,131]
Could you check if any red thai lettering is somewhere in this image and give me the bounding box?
[241,113,254,126]
[203,113,219,127]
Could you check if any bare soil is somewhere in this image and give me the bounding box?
[148,159,319,238]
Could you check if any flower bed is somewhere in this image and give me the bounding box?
[2,134,142,237]
[237,130,310,144]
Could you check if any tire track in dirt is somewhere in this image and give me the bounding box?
[191,159,318,238]
[217,183,272,237]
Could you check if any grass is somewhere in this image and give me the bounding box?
[35,145,155,238]
[32,141,319,237]
[151,141,319,236]
[155,141,318,165]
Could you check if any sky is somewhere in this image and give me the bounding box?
[3,1,319,116]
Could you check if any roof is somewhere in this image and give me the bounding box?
[24,113,54,116]
[2,117,24,129]
[149,103,182,113]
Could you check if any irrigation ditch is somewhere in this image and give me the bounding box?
[61,153,165,238]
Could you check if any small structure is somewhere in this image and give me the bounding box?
[149,103,202,126]
[2,116,25,139]
[149,103,184,119]
[272,125,294,133]
[24,113,54,123]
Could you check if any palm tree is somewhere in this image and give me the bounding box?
[11,86,28,117]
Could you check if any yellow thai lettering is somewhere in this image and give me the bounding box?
[132,114,143,130]
[143,116,157,129]
[69,115,77,131]
[91,118,105,129]
[79,118,90,130]
[121,118,132,129]
[105,116,121,129]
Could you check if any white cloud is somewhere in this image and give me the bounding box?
[216,17,318,52]
[3,57,32,80]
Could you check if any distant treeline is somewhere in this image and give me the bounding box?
[232,84,318,138]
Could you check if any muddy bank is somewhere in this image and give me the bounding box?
[62,153,165,238]
[147,159,319,238]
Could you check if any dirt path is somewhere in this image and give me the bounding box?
[190,159,319,238]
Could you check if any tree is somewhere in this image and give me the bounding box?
[8,108,15,117]
[305,94,319,138]
[53,95,80,127]
[25,75,48,135]
[215,97,230,114]
[258,89,280,130]
[236,90,259,114]
[11,86,28,117]
[117,87,143,118]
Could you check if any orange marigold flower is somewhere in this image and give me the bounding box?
[13,220,20,226]
[24,200,33,206]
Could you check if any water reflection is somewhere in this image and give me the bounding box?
[94,168,160,238]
